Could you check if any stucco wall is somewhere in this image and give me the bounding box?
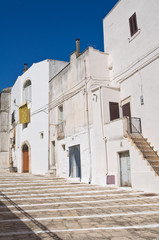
[10,60,68,174]
[103,0,159,79]
[49,47,109,184]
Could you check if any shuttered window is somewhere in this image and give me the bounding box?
[129,12,138,37]
[109,102,119,121]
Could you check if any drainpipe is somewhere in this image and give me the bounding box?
[99,87,108,175]
[84,59,92,184]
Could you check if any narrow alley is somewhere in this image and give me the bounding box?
[0,170,159,240]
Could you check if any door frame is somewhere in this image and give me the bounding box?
[21,141,31,173]
[69,144,81,179]
[119,151,131,187]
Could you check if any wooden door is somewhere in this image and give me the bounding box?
[109,102,119,121]
[122,102,131,118]
[23,145,29,172]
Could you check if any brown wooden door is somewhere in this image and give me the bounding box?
[122,102,131,118]
[23,150,29,172]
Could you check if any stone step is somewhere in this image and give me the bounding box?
[136,142,151,147]
[143,151,157,157]
[146,156,159,160]
[148,160,159,165]
[153,166,159,171]
[137,145,154,151]
[132,138,148,142]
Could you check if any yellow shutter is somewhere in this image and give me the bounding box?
[19,103,30,124]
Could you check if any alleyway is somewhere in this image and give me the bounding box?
[0,171,159,239]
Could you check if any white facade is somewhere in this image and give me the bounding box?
[102,0,159,192]
[10,60,68,174]
[49,0,159,193]
[7,0,159,193]
[49,48,110,184]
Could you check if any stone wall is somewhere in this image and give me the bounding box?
[0,87,11,168]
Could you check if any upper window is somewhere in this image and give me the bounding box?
[109,102,119,121]
[58,105,63,123]
[11,111,15,124]
[129,12,138,37]
[23,80,32,102]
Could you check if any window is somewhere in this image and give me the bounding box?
[23,80,32,102]
[109,102,119,121]
[58,105,63,123]
[129,12,138,37]
[52,141,56,166]
[11,111,15,124]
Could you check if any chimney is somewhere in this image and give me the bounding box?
[76,39,80,57]
[23,63,28,73]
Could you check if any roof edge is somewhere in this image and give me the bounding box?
[103,0,121,21]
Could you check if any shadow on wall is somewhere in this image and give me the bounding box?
[0,192,63,240]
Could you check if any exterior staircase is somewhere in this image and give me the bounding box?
[131,136,159,176]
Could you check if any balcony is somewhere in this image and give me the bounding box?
[104,117,142,140]
[104,117,129,140]
[56,121,65,140]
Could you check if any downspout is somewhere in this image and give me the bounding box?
[99,86,108,176]
[84,59,92,184]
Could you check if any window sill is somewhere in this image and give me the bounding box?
[128,29,141,43]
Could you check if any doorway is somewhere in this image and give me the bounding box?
[22,144,29,172]
[69,145,81,178]
[122,102,131,118]
[119,151,131,187]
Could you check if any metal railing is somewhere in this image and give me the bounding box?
[129,117,142,134]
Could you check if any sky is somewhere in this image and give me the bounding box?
[0,0,118,93]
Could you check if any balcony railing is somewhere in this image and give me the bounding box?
[56,121,65,140]
[128,117,142,134]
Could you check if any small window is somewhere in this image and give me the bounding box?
[129,12,138,37]
[109,102,119,121]
[58,105,63,123]
[11,111,15,124]
[23,80,32,102]
[23,123,28,129]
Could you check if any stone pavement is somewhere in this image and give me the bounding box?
[0,170,159,239]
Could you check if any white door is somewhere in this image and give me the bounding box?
[120,151,131,187]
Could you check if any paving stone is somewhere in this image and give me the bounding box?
[0,170,159,239]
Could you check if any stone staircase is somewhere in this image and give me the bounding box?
[131,136,159,176]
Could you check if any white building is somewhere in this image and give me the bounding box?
[10,60,68,174]
[101,0,159,193]
[49,0,159,193]
[49,44,109,183]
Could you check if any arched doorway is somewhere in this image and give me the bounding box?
[22,144,29,172]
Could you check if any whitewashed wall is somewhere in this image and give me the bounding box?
[49,48,109,184]
[102,0,159,192]
[10,60,68,174]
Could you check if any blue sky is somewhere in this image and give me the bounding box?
[0,0,118,93]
